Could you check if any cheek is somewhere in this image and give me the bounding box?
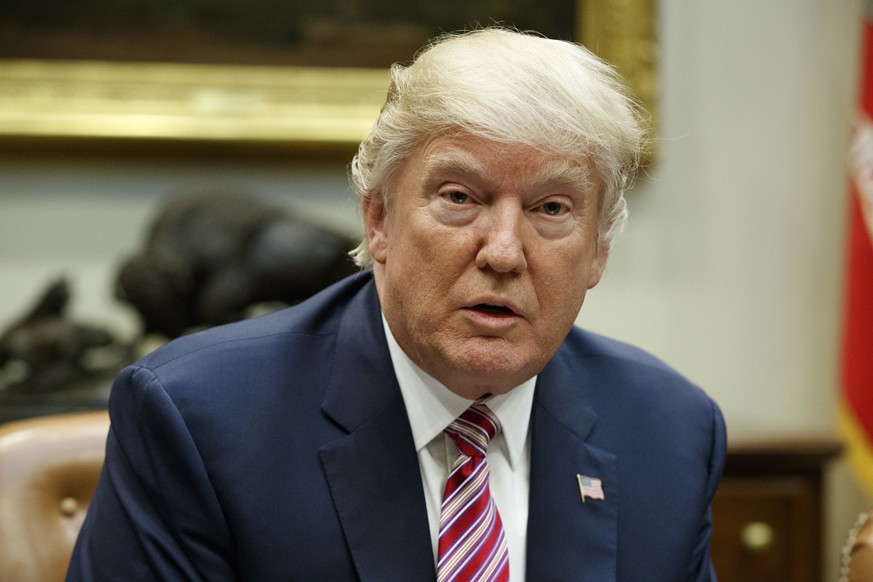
[549,278,588,314]
[536,247,597,305]
[406,222,475,268]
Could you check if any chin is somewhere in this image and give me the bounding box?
[449,358,538,395]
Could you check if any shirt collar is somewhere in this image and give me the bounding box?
[382,315,535,469]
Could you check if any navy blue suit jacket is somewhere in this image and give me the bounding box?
[68,272,726,581]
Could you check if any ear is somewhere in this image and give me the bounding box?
[585,245,609,290]
[362,193,389,264]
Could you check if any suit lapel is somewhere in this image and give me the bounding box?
[526,350,619,582]
[318,280,435,581]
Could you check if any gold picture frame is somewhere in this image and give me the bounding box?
[0,0,655,154]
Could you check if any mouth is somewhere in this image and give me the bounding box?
[470,303,516,316]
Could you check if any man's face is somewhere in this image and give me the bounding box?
[365,134,607,399]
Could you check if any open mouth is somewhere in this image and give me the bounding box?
[472,303,514,316]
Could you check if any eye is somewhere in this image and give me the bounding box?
[446,190,469,204]
[541,201,568,216]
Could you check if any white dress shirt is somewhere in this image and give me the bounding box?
[382,316,535,580]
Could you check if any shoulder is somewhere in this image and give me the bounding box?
[107,271,379,439]
[560,326,690,382]
[555,325,726,475]
[557,326,718,419]
[136,271,375,372]
[113,272,377,415]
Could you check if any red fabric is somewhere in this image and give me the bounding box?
[843,15,873,455]
[843,192,873,432]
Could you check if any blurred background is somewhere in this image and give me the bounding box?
[0,0,867,579]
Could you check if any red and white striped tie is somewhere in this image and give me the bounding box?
[437,403,509,582]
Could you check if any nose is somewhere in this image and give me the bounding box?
[474,202,528,273]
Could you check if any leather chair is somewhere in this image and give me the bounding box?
[0,410,109,582]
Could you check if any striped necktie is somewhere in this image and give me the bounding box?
[437,403,509,582]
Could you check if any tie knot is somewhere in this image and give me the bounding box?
[445,403,501,458]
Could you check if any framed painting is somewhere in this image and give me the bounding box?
[0,0,656,153]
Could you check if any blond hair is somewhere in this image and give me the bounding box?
[349,27,646,266]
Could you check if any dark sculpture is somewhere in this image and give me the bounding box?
[0,278,119,394]
[116,188,358,338]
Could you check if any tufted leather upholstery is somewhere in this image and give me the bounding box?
[0,410,109,582]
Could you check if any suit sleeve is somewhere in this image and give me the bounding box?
[688,397,727,582]
[66,365,237,581]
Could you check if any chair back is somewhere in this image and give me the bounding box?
[0,410,109,582]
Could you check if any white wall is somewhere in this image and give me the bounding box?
[578,0,866,574]
[0,0,867,576]
[583,0,860,435]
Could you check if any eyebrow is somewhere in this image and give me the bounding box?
[421,150,487,180]
[531,159,594,191]
[422,150,594,191]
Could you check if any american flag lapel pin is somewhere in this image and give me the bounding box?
[577,474,605,503]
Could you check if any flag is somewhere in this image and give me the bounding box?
[838,0,873,498]
[577,474,605,502]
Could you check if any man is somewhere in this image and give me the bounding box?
[68,28,725,581]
